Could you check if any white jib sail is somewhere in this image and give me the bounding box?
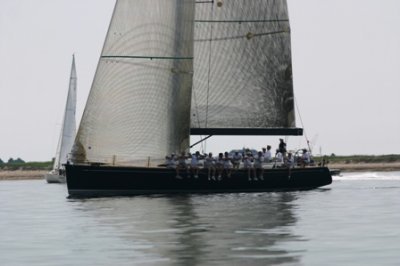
[72,0,195,166]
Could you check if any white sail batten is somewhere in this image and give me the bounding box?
[191,0,297,135]
[72,0,195,166]
[53,55,77,171]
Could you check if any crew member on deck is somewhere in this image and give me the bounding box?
[262,145,272,163]
[232,151,242,169]
[275,149,283,163]
[278,138,287,157]
[223,152,233,178]
[243,152,254,181]
[204,152,216,180]
[300,149,311,167]
[285,152,295,168]
[165,154,176,169]
[216,153,224,180]
[190,151,202,178]
[253,151,264,180]
[176,151,188,179]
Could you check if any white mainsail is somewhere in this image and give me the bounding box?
[192,0,296,133]
[72,0,195,166]
[47,55,77,182]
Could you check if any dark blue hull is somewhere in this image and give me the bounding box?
[65,164,332,197]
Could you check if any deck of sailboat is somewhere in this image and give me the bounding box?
[45,171,66,184]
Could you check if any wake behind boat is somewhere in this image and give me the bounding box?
[66,0,332,197]
[330,169,341,176]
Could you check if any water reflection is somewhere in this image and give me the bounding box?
[70,192,302,265]
[165,196,207,265]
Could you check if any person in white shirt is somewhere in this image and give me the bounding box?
[215,153,224,180]
[300,149,311,167]
[275,149,283,163]
[190,151,202,178]
[253,151,264,180]
[176,151,189,179]
[165,154,176,169]
[204,152,216,180]
[262,145,272,163]
[243,152,254,181]
[232,151,242,169]
[223,152,233,178]
[285,152,295,168]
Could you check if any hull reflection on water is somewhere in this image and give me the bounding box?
[71,192,302,264]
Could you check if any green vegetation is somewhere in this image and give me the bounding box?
[313,154,400,164]
[0,158,53,170]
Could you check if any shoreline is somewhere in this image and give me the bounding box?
[0,170,47,181]
[1,162,400,181]
[328,162,400,172]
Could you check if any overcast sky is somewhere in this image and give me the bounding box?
[1,0,399,161]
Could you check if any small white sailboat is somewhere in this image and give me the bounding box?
[46,55,77,183]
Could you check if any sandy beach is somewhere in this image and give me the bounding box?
[0,170,47,181]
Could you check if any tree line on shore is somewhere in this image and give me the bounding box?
[0,157,26,164]
[0,158,53,170]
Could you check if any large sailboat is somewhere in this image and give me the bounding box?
[46,55,77,183]
[65,0,332,197]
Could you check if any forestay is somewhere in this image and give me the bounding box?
[191,0,300,135]
[72,0,195,166]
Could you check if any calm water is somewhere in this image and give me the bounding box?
[1,172,400,266]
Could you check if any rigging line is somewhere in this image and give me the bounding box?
[191,86,206,152]
[190,135,213,148]
[294,97,312,152]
